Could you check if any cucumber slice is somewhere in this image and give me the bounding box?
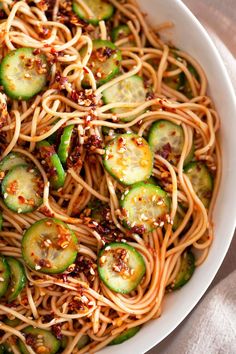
[5,257,26,302]
[0,47,48,100]
[110,326,141,345]
[22,218,78,274]
[82,40,122,87]
[111,25,131,42]
[103,134,153,185]
[148,120,194,165]
[1,164,43,213]
[169,250,195,290]
[18,327,60,354]
[58,125,74,166]
[0,255,10,298]
[103,75,146,122]
[37,141,66,190]
[72,0,114,25]
[77,335,90,350]
[98,242,146,294]
[184,162,213,208]
[0,152,27,173]
[121,183,170,232]
[3,317,21,327]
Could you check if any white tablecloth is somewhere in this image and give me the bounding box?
[148,1,236,353]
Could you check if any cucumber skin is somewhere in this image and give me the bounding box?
[171,251,195,290]
[0,48,48,100]
[21,218,78,274]
[57,125,74,166]
[72,1,114,25]
[6,257,27,302]
[0,152,27,173]
[110,326,141,345]
[184,161,213,208]
[98,242,146,294]
[0,255,10,298]
[37,141,66,190]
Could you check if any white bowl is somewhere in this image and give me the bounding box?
[100,1,236,353]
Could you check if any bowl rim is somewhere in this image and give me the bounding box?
[99,0,236,353]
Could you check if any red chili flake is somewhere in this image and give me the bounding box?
[84,135,102,151]
[33,48,41,55]
[18,196,26,204]
[54,72,68,89]
[39,259,52,268]
[67,145,82,168]
[159,143,172,159]
[25,334,36,347]
[39,205,55,218]
[52,324,63,340]
[83,67,89,74]
[6,180,18,195]
[0,10,6,19]
[130,225,145,235]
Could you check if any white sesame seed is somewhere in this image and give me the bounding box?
[35,265,41,270]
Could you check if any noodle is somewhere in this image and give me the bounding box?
[0,0,220,353]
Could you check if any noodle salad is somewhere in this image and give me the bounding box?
[0,0,221,353]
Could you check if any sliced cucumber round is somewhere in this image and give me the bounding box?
[37,141,66,190]
[5,257,26,302]
[77,335,90,350]
[98,242,146,294]
[72,0,114,25]
[103,75,146,122]
[111,25,131,42]
[184,162,213,208]
[1,164,43,213]
[22,218,78,274]
[148,120,194,165]
[0,255,10,298]
[58,125,74,166]
[82,39,122,87]
[110,326,141,345]
[18,327,60,354]
[0,47,48,100]
[103,134,153,185]
[0,152,27,173]
[121,183,170,232]
[169,250,195,290]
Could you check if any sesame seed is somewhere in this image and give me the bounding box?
[35,265,41,270]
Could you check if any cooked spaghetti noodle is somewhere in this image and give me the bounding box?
[0,0,221,353]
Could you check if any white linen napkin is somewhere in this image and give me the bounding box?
[148,1,236,353]
[156,270,236,354]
